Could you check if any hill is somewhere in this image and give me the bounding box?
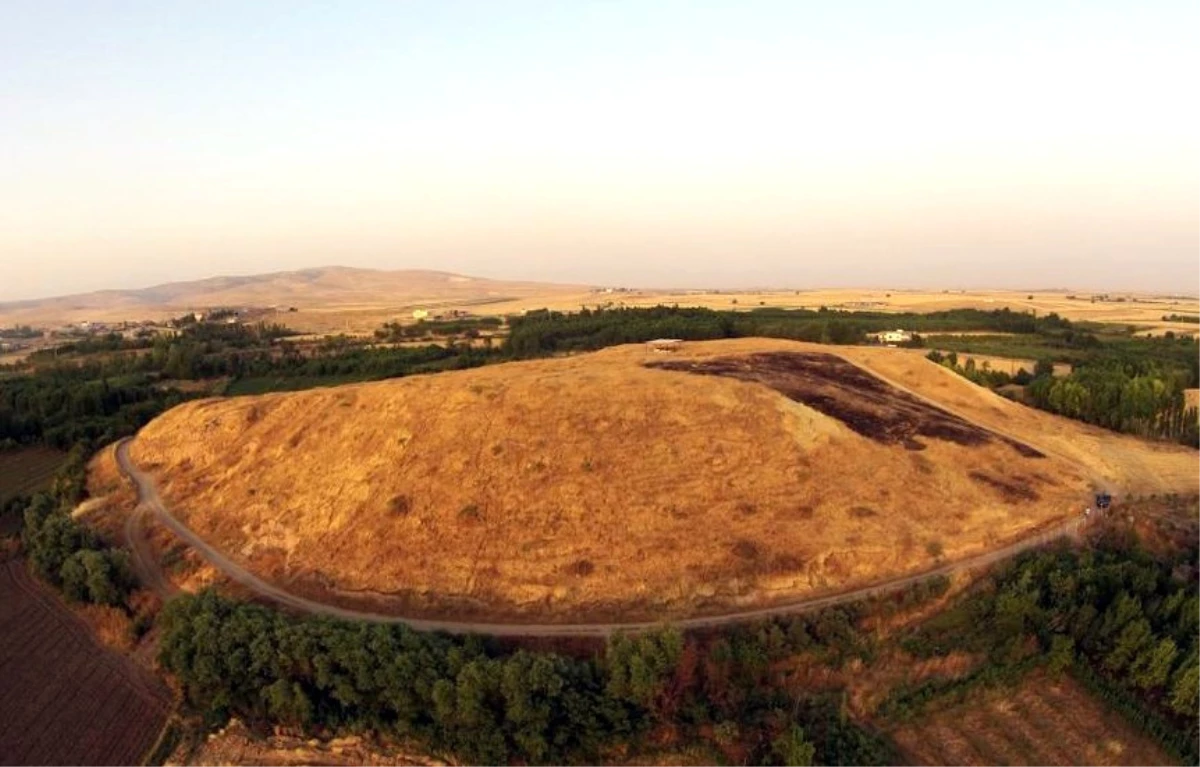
[118,339,1200,623]
[0,266,587,328]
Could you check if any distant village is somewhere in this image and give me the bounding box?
[0,306,292,357]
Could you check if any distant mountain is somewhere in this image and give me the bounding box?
[0,267,590,326]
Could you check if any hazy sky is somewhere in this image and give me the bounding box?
[2,0,1197,301]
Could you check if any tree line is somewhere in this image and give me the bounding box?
[154,581,961,765]
[375,316,503,342]
[502,305,1072,356]
[1027,358,1199,446]
[0,365,186,451]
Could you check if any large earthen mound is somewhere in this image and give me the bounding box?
[130,339,1113,622]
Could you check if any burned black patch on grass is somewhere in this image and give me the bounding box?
[968,471,1040,502]
[647,352,1044,457]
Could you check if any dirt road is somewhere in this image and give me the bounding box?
[115,438,1085,637]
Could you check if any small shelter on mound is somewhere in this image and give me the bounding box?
[647,338,683,352]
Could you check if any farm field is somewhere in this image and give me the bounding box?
[0,264,1194,338]
[0,558,170,766]
[889,672,1173,765]
[0,446,66,503]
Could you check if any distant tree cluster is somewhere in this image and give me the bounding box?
[1027,359,1199,445]
[0,366,182,450]
[0,324,41,339]
[502,305,1068,357]
[375,316,503,342]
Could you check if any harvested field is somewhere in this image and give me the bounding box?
[0,558,170,766]
[0,446,66,503]
[127,339,1099,623]
[889,672,1174,765]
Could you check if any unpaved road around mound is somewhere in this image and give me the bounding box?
[116,439,1085,637]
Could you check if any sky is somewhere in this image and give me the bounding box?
[2,0,1197,301]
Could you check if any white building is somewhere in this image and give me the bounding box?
[875,329,913,344]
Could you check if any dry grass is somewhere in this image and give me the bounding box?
[120,339,1164,622]
[889,672,1174,766]
[172,718,442,767]
[833,345,1199,496]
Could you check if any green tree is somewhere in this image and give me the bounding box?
[772,723,815,766]
[605,628,683,712]
[1104,618,1153,673]
[1047,634,1075,676]
[1130,637,1178,690]
[1169,659,1199,716]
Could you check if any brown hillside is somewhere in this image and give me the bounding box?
[0,266,586,328]
[127,339,1191,623]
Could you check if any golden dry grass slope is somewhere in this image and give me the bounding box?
[128,339,1198,622]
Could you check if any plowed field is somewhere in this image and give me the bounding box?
[0,559,170,766]
[0,447,66,504]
